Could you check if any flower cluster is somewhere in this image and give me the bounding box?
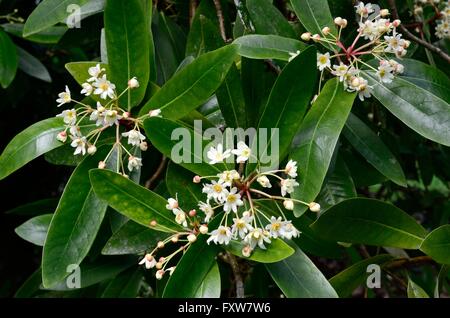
[54,64,161,176]
[299,1,408,101]
[436,1,450,38]
[414,1,450,39]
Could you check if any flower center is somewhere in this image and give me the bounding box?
[213,184,222,193]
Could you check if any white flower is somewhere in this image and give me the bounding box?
[231,141,252,163]
[139,254,156,269]
[389,60,404,74]
[89,102,105,126]
[377,63,394,83]
[103,109,122,126]
[127,156,142,171]
[93,74,116,99]
[280,221,300,239]
[122,129,146,147]
[217,170,240,186]
[199,225,209,234]
[207,226,232,245]
[288,50,301,62]
[173,208,188,227]
[199,201,214,223]
[356,78,373,101]
[57,108,77,125]
[203,180,227,203]
[244,228,271,250]
[242,245,253,257]
[207,143,231,164]
[70,136,87,155]
[223,187,244,213]
[231,214,253,239]
[69,125,81,137]
[155,269,164,280]
[80,82,93,96]
[166,266,176,276]
[285,159,298,178]
[56,85,71,107]
[257,175,272,188]
[332,63,349,82]
[87,145,97,155]
[128,77,139,88]
[265,216,285,239]
[149,109,162,117]
[317,53,331,71]
[384,34,405,54]
[166,198,178,210]
[355,2,374,18]
[87,64,104,82]
[280,178,299,196]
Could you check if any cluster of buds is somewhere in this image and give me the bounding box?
[55,64,161,176]
[299,1,408,101]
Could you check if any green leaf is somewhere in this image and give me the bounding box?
[90,169,183,233]
[1,23,67,44]
[65,62,109,102]
[17,47,51,82]
[329,254,394,297]
[6,198,58,216]
[420,225,450,264]
[407,278,430,298]
[139,45,237,119]
[101,268,143,298]
[15,214,52,246]
[266,243,338,298]
[104,0,150,108]
[216,63,247,129]
[233,34,307,61]
[144,117,228,177]
[42,148,113,288]
[186,14,223,58]
[193,262,221,298]
[166,162,204,209]
[0,29,18,88]
[246,0,296,38]
[311,198,428,249]
[291,78,356,217]
[102,221,165,255]
[363,71,450,147]
[434,265,449,298]
[290,0,336,50]
[250,46,317,172]
[23,0,90,37]
[343,113,406,186]
[225,239,294,263]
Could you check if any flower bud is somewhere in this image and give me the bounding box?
[149,109,161,117]
[155,262,163,270]
[140,141,148,151]
[404,40,411,48]
[301,32,311,41]
[380,9,389,17]
[122,173,129,179]
[334,17,343,25]
[351,77,361,88]
[159,257,166,263]
[97,105,106,113]
[283,200,294,211]
[150,220,157,227]
[87,145,97,155]
[98,161,106,169]
[193,175,201,183]
[171,235,179,243]
[393,19,401,27]
[242,245,252,258]
[57,131,67,143]
[308,202,321,212]
[128,77,139,88]
[341,19,348,28]
[187,234,197,243]
[321,27,331,36]
[189,209,197,217]
[157,241,165,249]
[312,34,321,42]
[122,111,130,119]
[155,269,164,280]
[199,225,208,234]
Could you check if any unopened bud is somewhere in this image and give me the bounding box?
[87,145,97,155]
[301,32,311,41]
[122,111,130,119]
[128,77,139,88]
[140,141,148,151]
[283,200,294,211]
[159,257,165,263]
[189,209,197,217]
[193,175,201,183]
[150,220,157,227]
[308,202,321,212]
[149,109,161,117]
[351,77,361,87]
[122,173,129,179]
[321,27,331,36]
[380,9,389,17]
[199,225,208,234]
[157,241,165,249]
[341,19,348,28]
[171,235,179,243]
[98,161,106,169]
[312,34,321,42]
[187,234,197,243]
[155,269,164,280]
[334,17,343,26]
[242,245,252,258]
[393,19,401,27]
[57,131,67,143]
[155,262,163,270]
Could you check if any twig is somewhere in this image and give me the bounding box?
[264,59,281,75]
[189,0,198,27]
[387,0,450,64]
[226,252,245,298]
[385,256,434,270]
[213,0,228,42]
[145,156,167,189]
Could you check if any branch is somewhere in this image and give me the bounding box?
[213,0,228,42]
[189,0,198,27]
[385,256,434,270]
[145,156,167,189]
[226,252,245,298]
[387,0,450,64]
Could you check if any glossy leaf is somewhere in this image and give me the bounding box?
[225,239,294,263]
[186,13,223,57]
[246,0,296,38]
[1,23,67,44]
[266,243,338,298]
[291,78,356,217]
[233,34,307,61]
[311,198,428,249]
[42,148,113,288]
[0,29,18,88]
[144,117,229,177]
[15,214,52,246]
[363,71,450,147]
[329,254,394,297]
[193,262,221,298]
[23,0,90,37]
[166,162,204,209]
[420,225,450,264]
[290,0,336,50]
[407,278,430,298]
[139,45,237,119]
[101,268,143,298]
[343,113,406,186]
[102,221,165,255]
[17,47,51,83]
[104,0,150,108]
[90,169,183,232]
